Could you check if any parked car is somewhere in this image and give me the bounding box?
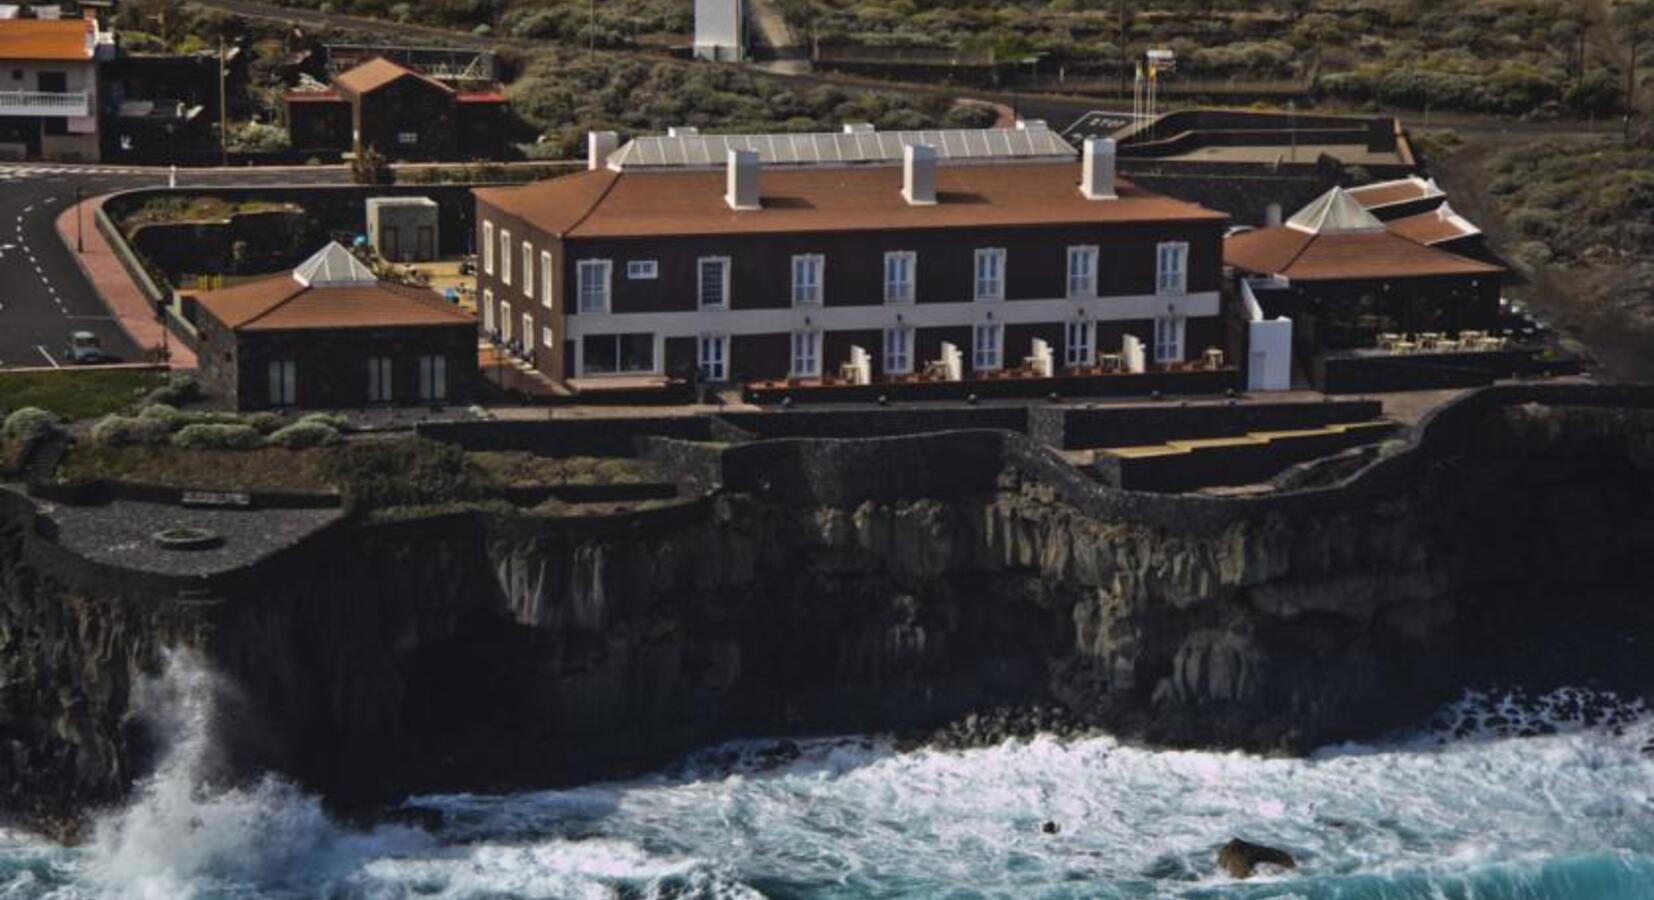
[64,331,111,364]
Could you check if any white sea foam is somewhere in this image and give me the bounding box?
[0,653,1650,899]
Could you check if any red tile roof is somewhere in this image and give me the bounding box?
[1225,225,1502,281]
[475,163,1227,239]
[1346,177,1442,210]
[456,91,505,103]
[283,90,344,103]
[333,56,452,97]
[1386,206,1480,247]
[190,274,475,332]
[0,18,92,61]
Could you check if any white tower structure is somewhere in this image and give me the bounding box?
[694,0,745,62]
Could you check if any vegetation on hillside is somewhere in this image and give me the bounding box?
[506,52,992,157]
[0,370,169,422]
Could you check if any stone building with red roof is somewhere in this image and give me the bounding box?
[185,243,478,409]
[284,56,507,161]
[473,124,1234,396]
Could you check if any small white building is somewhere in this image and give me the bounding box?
[0,14,112,161]
[694,0,745,62]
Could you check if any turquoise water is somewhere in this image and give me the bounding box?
[3,653,1652,899]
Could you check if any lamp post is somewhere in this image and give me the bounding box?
[74,186,83,253]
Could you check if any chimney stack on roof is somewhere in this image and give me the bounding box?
[725,148,760,210]
[902,144,937,206]
[842,122,876,134]
[588,130,619,171]
[1016,119,1047,130]
[1081,138,1117,201]
[668,125,699,137]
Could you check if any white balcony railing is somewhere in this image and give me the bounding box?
[0,90,91,118]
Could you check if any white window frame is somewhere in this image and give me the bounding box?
[698,333,729,381]
[522,313,535,350]
[267,359,296,407]
[481,221,494,274]
[501,299,513,344]
[790,329,821,378]
[482,288,495,334]
[418,354,448,401]
[1156,241,1189,296]
[500,229,512,286]
[972,322,1004,371]
[974,247,1006,301]
[791,253,824,306]
[883,251,916,304]
[1064,320,1096,368]
[367,356,393,403]
[883,325,914,375]
[540,250,554,309]
[521,242,534,298]
[542,326,555,349]
[1067,245,1099,299]
[626,260,658,280]
[397,131,418,145]
[577,259,611,313]
[1154,316,1186,364]
[698,256,730,310]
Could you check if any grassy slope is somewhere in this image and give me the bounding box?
[0,370,168,422]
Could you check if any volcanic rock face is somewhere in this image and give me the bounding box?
[1,396,1652,825]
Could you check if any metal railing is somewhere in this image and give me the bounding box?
[0,90,90,116]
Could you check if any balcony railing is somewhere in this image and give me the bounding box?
[0,90,91,118]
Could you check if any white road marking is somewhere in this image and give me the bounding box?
[35,346,58,368]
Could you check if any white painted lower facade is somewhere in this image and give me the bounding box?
[564,289,1219,378]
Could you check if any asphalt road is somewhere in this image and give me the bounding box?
[0,164,350,370]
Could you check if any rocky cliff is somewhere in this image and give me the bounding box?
[2,387,1652,833]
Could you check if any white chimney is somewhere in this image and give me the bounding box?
[1265,203,1283,227]
[1081,137,1117,200]
[843,122,876,134]
[902,144,937,206]
[668,125,699,137]
[725,148,760,210]
[587,130,619,171]
[1016,119,1047,130]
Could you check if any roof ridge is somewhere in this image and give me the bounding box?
[236,282,310,329]
[561,169,624,237]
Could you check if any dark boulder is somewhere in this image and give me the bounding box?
[1217,838,1296,879]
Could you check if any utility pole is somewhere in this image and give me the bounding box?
[74,186,83,253]
[589,0,596,59]
[1118,0,1127,98]
[218,39,229,167]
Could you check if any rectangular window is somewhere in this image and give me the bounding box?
[791,254,823,306]
[1156,241,1189,296]
[582,333,656,375]
[1154,316,1185,363]
[1064,320,1095,368]
[542,326,554,349]
[883,251,915,304]
[367,356,393,403]
[626,260,658,280]
[1067,245,1099,298]
[522,313,535,350]
[482,288,495,334]
[883,326,913,375]
[974,248,1006,301]
[522,242,534,298]
[541,251,554,309]
[482,221,494,274]
[577,259,611,313]
[418,355,448,401]
[397,131,418,145]
[501,300,513,344]
[698,257,730,309]
[500,230,512,286]
[698,334,728,381]
[972,322,1003,371]
[790,330,821,378]
[267,360,296,407]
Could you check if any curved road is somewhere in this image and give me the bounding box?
[0,164,349,370]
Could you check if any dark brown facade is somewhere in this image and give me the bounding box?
[286,95,351,153]
[193,310,477,410]
[285,68,508,161]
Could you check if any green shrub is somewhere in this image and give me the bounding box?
[268,421,343,449]
[2,407,61,445]
[322,437,500,510]
[91,414,172,447]
[172,423,266,450]
[244,412,286,434]
[144,373,202,407]
[297,412,350,431]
